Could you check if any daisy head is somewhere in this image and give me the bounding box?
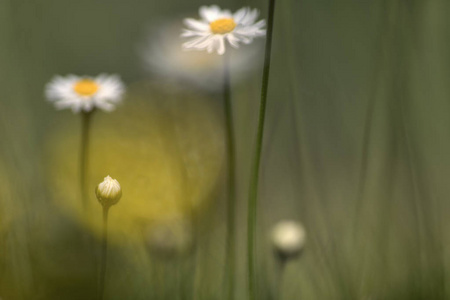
[181,5,266,55]
[141,20,263,91]
[45,74,125,113]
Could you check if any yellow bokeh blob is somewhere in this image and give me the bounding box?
[46,82,225,244]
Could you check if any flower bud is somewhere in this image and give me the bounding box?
[95,176,122,208]
[271,220,306,261]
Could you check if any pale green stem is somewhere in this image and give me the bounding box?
[274,256,287,300]
[98,206,109,300]
[223,53,237,300]
[80,110,93,209]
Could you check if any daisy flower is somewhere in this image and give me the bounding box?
[181,5,266,55]
[45,74,125,113]
[141,20,262,91]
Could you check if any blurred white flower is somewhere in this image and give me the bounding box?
[271,220,306,259]
[181,5,266,55]
[96,175,122,208]
[45,74,125,113]
[144,217,194,257]
[141,20,262,91]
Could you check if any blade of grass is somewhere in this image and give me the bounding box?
[247,0,277,299]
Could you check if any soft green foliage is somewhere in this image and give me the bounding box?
[1,0,450,299]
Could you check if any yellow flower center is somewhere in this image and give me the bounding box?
[73,79,99,96]
[209,18,236,34]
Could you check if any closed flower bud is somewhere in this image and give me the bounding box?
[271,221,306,260]
[95,176,122,208]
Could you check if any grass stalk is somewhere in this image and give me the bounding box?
[247,0,276,299]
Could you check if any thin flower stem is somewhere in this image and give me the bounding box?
[223,53,236,300]
[247,0,276,299]
[99,206,109,300]
[80,110,93,209]
[274,257,287,300]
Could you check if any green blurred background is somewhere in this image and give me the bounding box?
[1,0,450,299]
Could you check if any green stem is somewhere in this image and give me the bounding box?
[223,53,236,300]
[247,0,276,299]
[272,256,287,300]
[80,111,93,209]
[99,206,109,300]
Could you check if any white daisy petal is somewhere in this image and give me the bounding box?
[234,33,253,44]
[181,29,207,37]
[233,7,248,23]
[252,20,267,31]
[94,100,115,112]
[227,34,240,48]
[194,36,216,49]
[44,74,126,113]
[183,18,209,31]
[181,5,266,55]
[241,9,259,25]
[199,5,221,22]
[182,35,211,49]
[217,37,226,55]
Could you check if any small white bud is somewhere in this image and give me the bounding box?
[271,220,306,260]
[95,176,122,208]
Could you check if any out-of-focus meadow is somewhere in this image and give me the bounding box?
[1,0,450,299]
